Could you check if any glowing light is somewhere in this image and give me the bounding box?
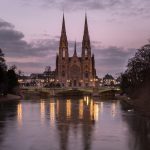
[56,99,59,116]
[86,96,89,106]
[66,99,71,119]
[111,103,117,118]
[50,102,55,126]
[83,96,89,105]
[90,100,94,120]
[84,96,86,101]
[40,100,45,123]
[100,102,104,113]
[17,103,23,127]
[94,103,99,121]
[79,99,83,119]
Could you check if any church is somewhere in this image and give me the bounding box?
[55,14,97,88]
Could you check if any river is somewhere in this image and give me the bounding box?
[0,95,150,150]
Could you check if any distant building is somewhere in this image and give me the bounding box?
[103,74,115,86]
[56,14,97,88]
[43,70,56,83]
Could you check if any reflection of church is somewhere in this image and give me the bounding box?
[55,14,97,87]
[54,97,99,150]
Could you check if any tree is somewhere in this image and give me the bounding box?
[0,48,8,95]
[7,66,19,93]
[120,44,150,98]
[0,48,7,71]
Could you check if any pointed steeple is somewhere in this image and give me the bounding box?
[59,13,68,49]
[61,13,66,34]
[82,14,91,57]
[82,14,91,49]
[73,41,77,57]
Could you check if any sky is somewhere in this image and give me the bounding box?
[0,0,150,77]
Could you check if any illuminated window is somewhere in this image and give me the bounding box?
[63,49,65,58]
[85,49,88,56]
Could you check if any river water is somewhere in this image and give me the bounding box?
[0,96,150,150]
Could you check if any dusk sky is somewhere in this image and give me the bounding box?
[0,0,150,77]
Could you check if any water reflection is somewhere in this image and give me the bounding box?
[0,96,150,150]
[93,103,99,121]
[66,99,71,119]
[50,101,55,126]
[17,103,23,127]
[40,100,45,124]
[55,96,96,150]
[123,114,150,150]
[0,101,19,146]
[111,102,117,118]
[79,99,83,119]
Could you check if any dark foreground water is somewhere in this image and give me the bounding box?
[0,96,150,150]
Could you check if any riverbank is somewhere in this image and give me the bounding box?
[116,94,150,117]
[116,95,134,110]
[0,94,21,103]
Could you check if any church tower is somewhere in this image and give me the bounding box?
[56,14,97,88]
[59,14,68,58]
[82,14,91,58]
[81,14,93,87]
[57,14,69,86]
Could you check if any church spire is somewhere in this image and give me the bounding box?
[82,14,90,47]
[62,13,66,34]
[82,14,91,57]
[59,13,68,49]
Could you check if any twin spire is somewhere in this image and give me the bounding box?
[83,14,90,47]
[59,14,68,48]
[61,14,66,35]
[60,14,91,56]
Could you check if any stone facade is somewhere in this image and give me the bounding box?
[55,14,97,88]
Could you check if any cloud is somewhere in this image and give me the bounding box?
[0,19,136,76]
[0,19,14,29]
[0,19,58,72]
[19,0,150,18]
[0,19,83,73]
[0,22,57,58]
[92,44,136,76]
[36,0,126,10]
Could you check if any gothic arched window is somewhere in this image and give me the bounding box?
[85,49,88,56]
[63,49,65,58]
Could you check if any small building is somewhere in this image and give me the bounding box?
[103,74,115,86]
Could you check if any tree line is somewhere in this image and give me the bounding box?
[120,44,150,97]
[0,48,18,96]
[120,43,150,114]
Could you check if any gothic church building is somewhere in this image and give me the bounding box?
[56,15,97,88]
